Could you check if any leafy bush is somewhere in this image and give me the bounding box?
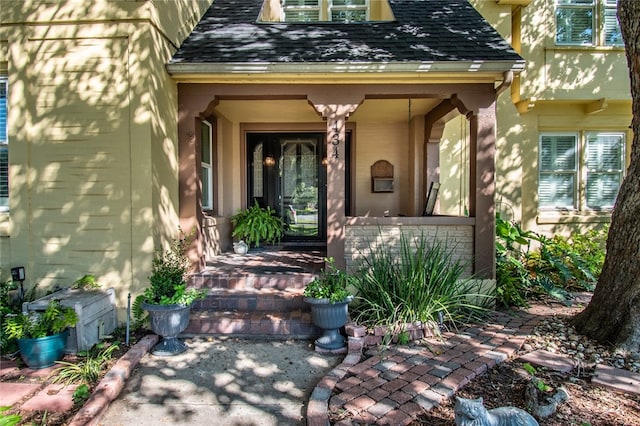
[133,230,206,325]
[350,232,489,330]
[3,300,78,339]
[303,257,353,302]
[495,214,608,307]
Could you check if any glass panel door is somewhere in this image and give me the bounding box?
[280,138,320,238]
[246,132,326,243]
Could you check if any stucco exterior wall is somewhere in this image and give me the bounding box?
[0,0,211,318]
[353,121,408,217]
[471,0,632,237]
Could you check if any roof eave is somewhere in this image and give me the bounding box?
[166,60,526,80]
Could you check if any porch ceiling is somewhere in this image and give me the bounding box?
[214,98,441,123]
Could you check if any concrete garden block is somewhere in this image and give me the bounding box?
[23,288,117,353]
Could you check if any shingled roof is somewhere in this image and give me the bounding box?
[167,0,524,75]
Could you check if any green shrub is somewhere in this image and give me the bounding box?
[350,232,489,330]
[495,214,608,307]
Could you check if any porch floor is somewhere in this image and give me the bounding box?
[186,246,326,338]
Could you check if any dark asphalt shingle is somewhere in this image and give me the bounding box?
[169,0,523,66]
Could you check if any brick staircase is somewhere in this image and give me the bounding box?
[184,248,325,339]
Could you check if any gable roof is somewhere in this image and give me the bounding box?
[167,0,524,76]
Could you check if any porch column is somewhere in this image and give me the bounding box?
[178,88,218,271]
[470,103,497,279]
[308,95,362,270]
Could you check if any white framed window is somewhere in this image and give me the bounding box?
[283,0,321,22]
[585,132,624,209]
[200,121,213,210]
[0,77,8,211]
[539,133,578,209]
[281,0,370,22]
[539,131,625,211]
[330,0,368,22]
[555,0,622,46]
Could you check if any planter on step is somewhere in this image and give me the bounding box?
[304,295,353,349]
[17,330,69,369]
[142,302,192,356]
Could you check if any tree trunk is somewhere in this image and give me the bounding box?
[572,0,640,352]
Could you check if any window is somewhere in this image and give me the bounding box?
[330,0,368,22]
[200,121,213,210]
[539,132,625,211]
[555,0,622,46]
[283,0,321,22]
[0,77,7,211]
[585,132,624,209]
[280,0,372,23]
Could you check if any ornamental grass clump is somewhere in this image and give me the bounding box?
[350,232,490,331]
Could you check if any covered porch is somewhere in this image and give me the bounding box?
[176,83,501,279]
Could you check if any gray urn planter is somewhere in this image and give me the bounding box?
[142,302,192,356]
[304,295,353,349]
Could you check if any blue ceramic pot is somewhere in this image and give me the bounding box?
[17,330,68,369]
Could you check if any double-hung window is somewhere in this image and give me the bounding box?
[283,0,321,22]
[282,0,369,23]
[201,121,213,211]
[330,0,368,22]
[555,0,622,46]
[0,77,8,211]
[539,132,625,211]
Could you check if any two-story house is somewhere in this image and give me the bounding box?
[0,0,630,325]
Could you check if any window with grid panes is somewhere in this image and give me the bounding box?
[555,0,622,46]
[283,0,321,22]
[330,0,368,22]
[539,132,625,211]
[0,77,7,211]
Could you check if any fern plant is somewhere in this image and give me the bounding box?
[231,201,284,248]
[3,300,78,339]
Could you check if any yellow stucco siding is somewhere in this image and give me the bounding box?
[470,0,632,239]
[353,121,408,217]
[8,33,134,296]
[0,0,211,319]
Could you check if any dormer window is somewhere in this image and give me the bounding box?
[259,0,394,23]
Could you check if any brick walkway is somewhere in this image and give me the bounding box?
[307,308,542,426]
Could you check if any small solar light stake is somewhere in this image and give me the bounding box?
[11,266,26,302]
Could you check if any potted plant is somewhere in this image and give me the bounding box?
[303,257,354,350]
[3,299,78,368]
[134,230,206,356]
[231,201,284,249]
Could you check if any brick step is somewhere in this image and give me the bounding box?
[193,287,309,313]
[185,309,319,339]
[190,271,316,290]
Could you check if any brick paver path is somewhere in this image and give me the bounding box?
[308,309,543,425]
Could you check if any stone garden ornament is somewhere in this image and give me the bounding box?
[454,396,539,426]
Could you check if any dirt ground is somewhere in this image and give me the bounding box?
[415,300,640,426]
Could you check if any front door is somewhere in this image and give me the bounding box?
[247,133,326,243]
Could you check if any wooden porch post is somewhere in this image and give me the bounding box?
[308,93,362,270]
[470,103,497,279]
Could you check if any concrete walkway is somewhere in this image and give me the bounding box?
[2,301,639,425]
